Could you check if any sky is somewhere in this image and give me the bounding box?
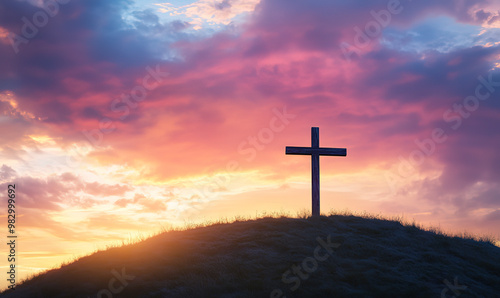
[1,0,500,290]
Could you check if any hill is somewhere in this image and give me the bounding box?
[2,214,500,297]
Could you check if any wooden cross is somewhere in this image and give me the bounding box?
[286,127,347,216]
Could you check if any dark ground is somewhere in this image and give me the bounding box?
[2,215,500,297]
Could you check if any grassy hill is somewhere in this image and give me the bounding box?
[2,214,500,297]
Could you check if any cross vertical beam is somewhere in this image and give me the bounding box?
[286,127,347,216]
[311,127,320,216]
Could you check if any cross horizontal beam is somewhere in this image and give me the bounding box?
[285,147,346,156]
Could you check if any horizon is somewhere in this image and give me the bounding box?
[1,0,500,292]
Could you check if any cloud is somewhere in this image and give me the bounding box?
[473,7,500,28]
[83,213,148,231]
[85,182,132,197]
[0,171,132,211]
[155,0,260,29]
[114,193,167,213]
[19,207,89,241]
[0,26,10,45]
[0,0,170,124]
[52,0,492,190]
[0,164,16,181]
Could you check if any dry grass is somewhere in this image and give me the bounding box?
[2,210,499,297]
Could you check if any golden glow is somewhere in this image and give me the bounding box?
[28,135,57,146]
[0,91,39,120]
[0,27,10,44]
[0,91,17,109]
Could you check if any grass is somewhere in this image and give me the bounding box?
[2,210,499,297]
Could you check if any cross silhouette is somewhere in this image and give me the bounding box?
[286,127,347,216]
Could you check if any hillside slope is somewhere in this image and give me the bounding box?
[2,215,500,297]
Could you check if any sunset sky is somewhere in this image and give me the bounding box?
[1,0,500,290]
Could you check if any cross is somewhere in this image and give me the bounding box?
[286,127,347,216]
